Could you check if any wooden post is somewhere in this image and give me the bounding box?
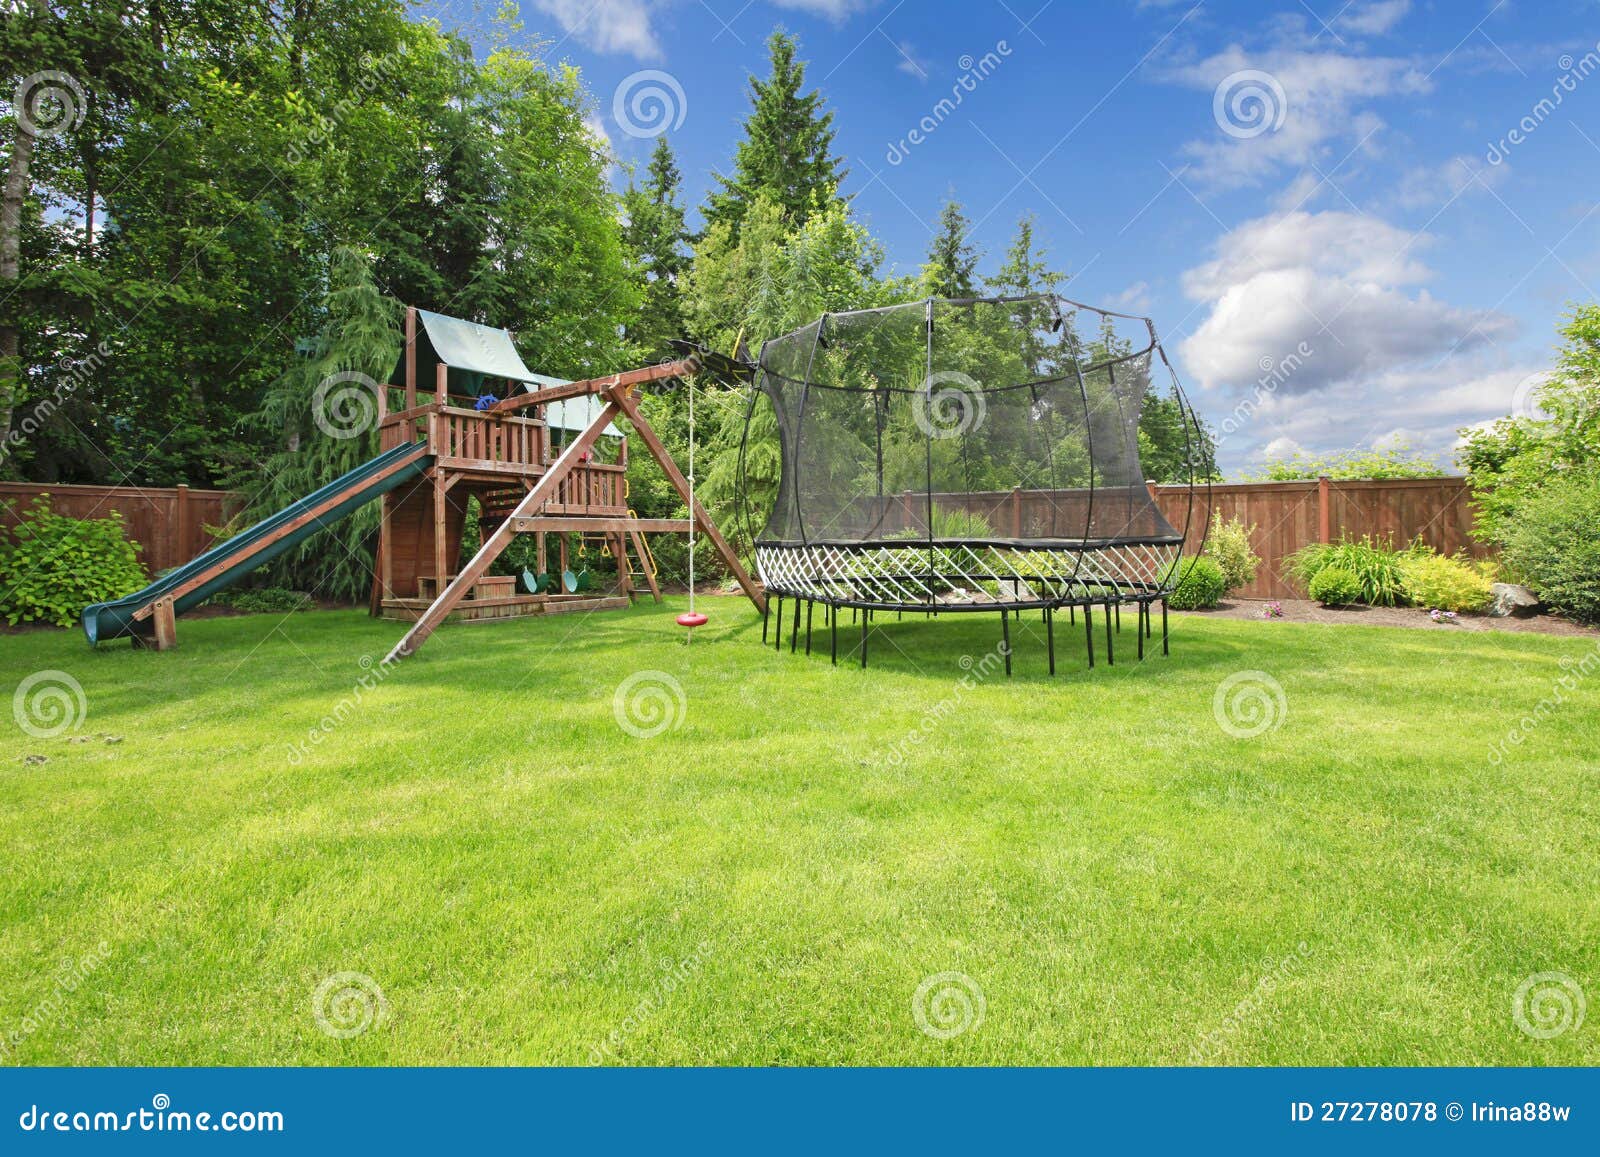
[435,362,448,409]
[1011,486,1022,538]
[1318,475,1331,543]
[404,307,417,413]
[613,534,632,597]
[610,386,766,614]
[150,597,176,651]
[536,531,547,574]
[432,476,449,598]
[175,484,191,560]
[385,401,623,662]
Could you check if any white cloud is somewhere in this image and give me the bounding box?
[770,0,878,18]
[1179,207,1526,471]
[1339,0,1410,36]
[531,0,661,59]
[1262,436,1304,460]
[1165,45,1430,189]
[1108,280,1152,313]
[891,40,928,79]
[1393,152,1508,211]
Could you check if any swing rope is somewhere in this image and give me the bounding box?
[676,373,708,639]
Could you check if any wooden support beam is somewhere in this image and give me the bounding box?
[385,401,623,663]
[404,306,417,412]
[610,385,767,615]
[149,597,176,651]
[486,359,698,415]
[509,516,691,533]
[629,528,662,603]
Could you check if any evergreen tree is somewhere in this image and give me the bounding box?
[922,199,979,298]
[622,136,691,359]
[703,29,846,234]
[987,214,1064,298]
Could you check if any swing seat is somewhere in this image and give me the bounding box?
[561,569,578,593]
[676,612,708,628]
[574,570,594,593]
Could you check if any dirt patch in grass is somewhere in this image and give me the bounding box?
[1181,597,1597,637]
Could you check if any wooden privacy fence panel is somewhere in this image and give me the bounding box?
[0,482,239,577]
[1149,477,1485,600]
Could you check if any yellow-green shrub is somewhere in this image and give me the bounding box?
[1397,551,1493,613]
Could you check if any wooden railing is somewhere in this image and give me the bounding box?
[380,406,547,472]
[545,462,628,514]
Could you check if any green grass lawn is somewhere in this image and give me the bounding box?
[2,596,1597,1065]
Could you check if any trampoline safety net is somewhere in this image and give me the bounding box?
[739,295,1206,615]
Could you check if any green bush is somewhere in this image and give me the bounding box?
[1203,515,1260,593]
[216,587,316,614]
[1397,551,1493,613]
[0,498,147,626]
[1308,565,1362,606]
[1286,535,1407,605]
[1167,556,1227,610]
[1501,472,1600,624]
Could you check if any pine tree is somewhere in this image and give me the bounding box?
[987,214,1065,298]
[703,29,847,234]
[622,137,692,359]
[922,200,979,298]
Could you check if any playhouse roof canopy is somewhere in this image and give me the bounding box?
[392,309,619,435]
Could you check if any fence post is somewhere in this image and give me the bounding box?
[1318,475,1331,543]
[175,484,191,560]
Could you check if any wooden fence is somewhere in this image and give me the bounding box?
[0,482,240,576]
[1149,477,1485,599]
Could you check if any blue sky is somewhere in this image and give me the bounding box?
[443,0,1599,474]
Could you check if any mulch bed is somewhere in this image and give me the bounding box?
[1180,597,1597,637]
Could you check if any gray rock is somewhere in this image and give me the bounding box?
[1489,582,1541,618]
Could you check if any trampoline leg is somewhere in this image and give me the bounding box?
[774,596,783,652]
[1137,602,1145,661]
[1046,608,1055,676]
[1115,601,1121,633]
[790,599,800,654]
[805,600,814,656]
[831,605,838,666]
[861,614,868,670]
[1146,601,1153,639]
[1162,599,1169,656]
[1069,605,1075,626]
[1001,610,1011,677]
[1106,602,1114,666]
[1085,604,1094,669]
[762,601,769,644]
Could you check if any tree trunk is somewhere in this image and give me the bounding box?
[0,117,37,454]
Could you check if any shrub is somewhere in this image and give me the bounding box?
[1203,515,1259,593]
[217,587,316,614]
[1167,556,1227,610]
[1286,535,1407,605]
[1501,472,1600,624]
[1308,565,1362,606]
[1397,551,1493,613]
[0,498,147,626]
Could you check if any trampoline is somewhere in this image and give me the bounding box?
[736,295,1208,671]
